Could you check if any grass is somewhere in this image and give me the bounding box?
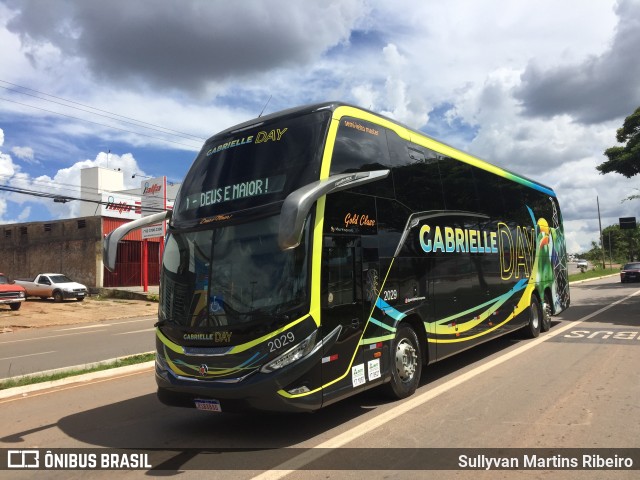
[0,352,155,390]
[569,267,620,283]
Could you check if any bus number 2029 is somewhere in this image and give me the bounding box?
[382,289,398,302]
[268,332,295,352]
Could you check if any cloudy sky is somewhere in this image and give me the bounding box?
[1,0,639,253]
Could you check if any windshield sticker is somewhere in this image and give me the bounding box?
[199,214,233,225]
[343,119,379,136]
[206,136,253,156]
[184,174,286,210]
[205,128,289,157]
[255,127,288,143]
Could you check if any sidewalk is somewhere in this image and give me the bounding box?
[96,285,159,301]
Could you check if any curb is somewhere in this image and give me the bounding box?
[95,288,158,301]
[0,355,155,400]
[569,273,620,285]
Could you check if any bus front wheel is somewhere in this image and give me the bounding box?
[385,324,422,399]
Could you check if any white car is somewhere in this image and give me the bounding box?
[16,273,88,302]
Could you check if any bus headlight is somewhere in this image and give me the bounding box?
[261,331,318,373]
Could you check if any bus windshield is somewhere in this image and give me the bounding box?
[160,214,311,328]
[172,111,330,227]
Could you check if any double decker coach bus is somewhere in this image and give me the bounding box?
[104,102,569,413]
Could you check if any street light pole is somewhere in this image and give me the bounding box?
[597,196,606,269]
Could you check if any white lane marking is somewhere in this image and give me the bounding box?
[56,324,112,331]
[0,331,109,345]
[112,328,155,335]
[0,351,56,361]
[107,317,156,326]
[55,318,154,331]
[252,287,640,479]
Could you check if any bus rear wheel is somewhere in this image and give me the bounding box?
[541,293,552,332]
[522,295,542,338]
[385,324,422,399]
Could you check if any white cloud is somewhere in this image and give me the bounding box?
[516,0,640,123]
[5,0,369,94]
[0,128,20,178]
[0,126,146,222]
[10,145,34,161]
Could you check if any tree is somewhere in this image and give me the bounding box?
[602,224,640,263]
[583,223,640,265]
[597,106,640,177]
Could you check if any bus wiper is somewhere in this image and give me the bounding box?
[242,307,290,322]
[155,319,189,328]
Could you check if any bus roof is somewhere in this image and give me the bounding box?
[208,101,556,197]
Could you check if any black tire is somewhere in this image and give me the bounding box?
[53,291,64,303]
[384,324,422,399]
[9,303,21,311]
[541,293,552,332]
[522,295,542,338]
[77,296,84,302]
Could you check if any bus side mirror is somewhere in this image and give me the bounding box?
[278,170,390,250]
[103,210,172,271]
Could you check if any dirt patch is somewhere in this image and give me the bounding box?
[0,295,158,333]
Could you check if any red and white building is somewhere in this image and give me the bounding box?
[79,167,177,288]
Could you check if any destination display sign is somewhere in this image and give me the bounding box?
[183,174,286,211]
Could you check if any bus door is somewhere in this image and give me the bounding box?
[320,235,366,404]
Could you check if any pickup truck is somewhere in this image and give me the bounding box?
[15,273,88,302]
[0,273,26,310]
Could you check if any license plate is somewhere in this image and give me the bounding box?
[194,398,222,412]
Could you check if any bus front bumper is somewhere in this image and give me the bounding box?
[155,340,327,413]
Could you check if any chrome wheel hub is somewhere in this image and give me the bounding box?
[395,339,417,382]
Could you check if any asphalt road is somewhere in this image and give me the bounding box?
[1,276,639,479]
[0,316,156,379]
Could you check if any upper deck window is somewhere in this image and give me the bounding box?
[331,117,391,174]
[331,117,394,198]
[173,111,331,227]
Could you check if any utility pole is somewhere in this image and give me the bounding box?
[597,196,606,269]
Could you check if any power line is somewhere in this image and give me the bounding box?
[0,172,125,200]
[0,84,206,142]
[0,96,202,150]
[0,79,207,141]
[0,170,182,199]
[0,183,169,213]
